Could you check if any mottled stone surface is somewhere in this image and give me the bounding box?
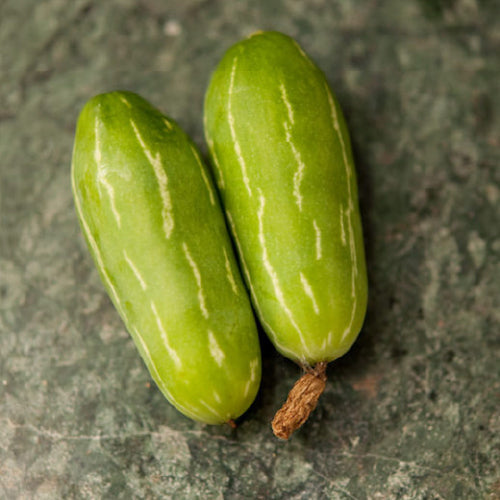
[1,0,499,498]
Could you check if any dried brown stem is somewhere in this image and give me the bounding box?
[271,362,328,440]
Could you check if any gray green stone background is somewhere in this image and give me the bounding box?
[1,0,499,498]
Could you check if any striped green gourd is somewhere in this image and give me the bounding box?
[71,91,261,424]
[204,32,368,436]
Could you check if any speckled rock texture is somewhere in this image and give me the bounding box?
[1,0,498,498]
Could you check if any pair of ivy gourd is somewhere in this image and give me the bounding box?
[72,31,367,438]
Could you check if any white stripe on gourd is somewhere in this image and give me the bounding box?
[123,250,147,291]
[150,301,182,369]
[249,358,259,381]
[339,205,347,246]
[299,273,320,315]
[208,330,226,367]
[286,122,305,212]
[312,219,322,260]
[257,191,312,359]
[119,95,132,108]
[199,399,225,421]
[203,112,225,190]
[325,82,358,278]
[280,81,305,212]
[292,38,315,68]
[279,82,295,124]
[190,144,216,206]
[324,82,360,343]
[244,357,260,397]
[162,117,173,131]
[226,210,299,361]
[223,246,239,295]
[94,117,122,228]
[182,242,209,319]
[213,390,221,404]
[228,56,252,198]
[130,119,175,239]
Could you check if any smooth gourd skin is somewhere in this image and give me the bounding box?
[71,91,261,424]
[204,32,367,366]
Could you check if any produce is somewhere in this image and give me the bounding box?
[72,91,261,424]
[204,32,368,438]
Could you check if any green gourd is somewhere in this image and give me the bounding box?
[204,32,368,437]
[71,91,261,424]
